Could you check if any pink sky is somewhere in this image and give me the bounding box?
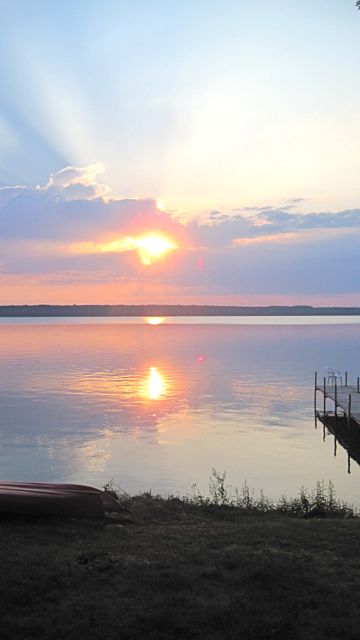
[1,165,360,306]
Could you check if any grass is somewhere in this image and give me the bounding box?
[184,469,354,518]
[1,475,360,640]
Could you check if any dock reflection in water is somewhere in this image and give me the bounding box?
[316,413,360,475]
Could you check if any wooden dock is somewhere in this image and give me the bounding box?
[315,372,360,426]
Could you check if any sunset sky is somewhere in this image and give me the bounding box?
[1,0,360,305]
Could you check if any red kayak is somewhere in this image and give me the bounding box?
[0,482,121,518]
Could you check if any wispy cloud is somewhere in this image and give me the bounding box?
[233,232,298,246]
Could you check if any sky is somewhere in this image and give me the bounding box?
[0,0,360,306]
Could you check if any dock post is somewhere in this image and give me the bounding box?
[345,371,348,386]
[334,381,337,418]
[323,377,326,415]
[314,372,318,415]
[357,377,359,393]
[348,394,352,435]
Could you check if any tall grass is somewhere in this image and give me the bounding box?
[185,469,355,517]
[105,469,356,518]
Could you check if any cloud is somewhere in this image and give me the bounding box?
[249,208,360,233]
[233,233,298,246]
[0,173,182,244]
[0,165,360,303]
[2,167,360,248]
[46,163,105,189]
[45,162,111,200]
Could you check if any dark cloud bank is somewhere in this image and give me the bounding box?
[0,166,359,299]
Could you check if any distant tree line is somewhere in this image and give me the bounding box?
[0,305,360,317]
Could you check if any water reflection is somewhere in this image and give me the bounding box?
[1,321,360,502]
[146,317,166,326]
[141,367,167,400]
[317,413,360,475]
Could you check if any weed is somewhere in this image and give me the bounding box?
[183,469,356,518]
[208,468,230,506]
[103,479,130,502]
[105,470,356,519]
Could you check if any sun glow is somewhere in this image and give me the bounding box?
[72,232,177,265]
[134,234,177,266]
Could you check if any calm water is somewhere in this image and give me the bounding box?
[1,317,360,504]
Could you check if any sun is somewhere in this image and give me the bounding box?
[134,233,177,266]
[72,231,177,266]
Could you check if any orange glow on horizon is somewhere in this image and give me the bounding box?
[3,273,360,307]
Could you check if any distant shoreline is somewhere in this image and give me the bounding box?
[0,304,360,317]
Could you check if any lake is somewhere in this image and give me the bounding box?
[1,316,360,504]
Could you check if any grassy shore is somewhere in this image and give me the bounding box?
[1,486,360,640]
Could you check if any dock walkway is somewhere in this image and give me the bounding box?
[315,373,360,426]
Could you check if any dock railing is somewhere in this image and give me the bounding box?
[314,371,360,427]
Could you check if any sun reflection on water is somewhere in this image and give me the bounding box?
[138,366,168,401]
[146,317,165,325]
[147,366,166,400]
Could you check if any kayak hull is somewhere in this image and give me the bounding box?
[0,482,121,518]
